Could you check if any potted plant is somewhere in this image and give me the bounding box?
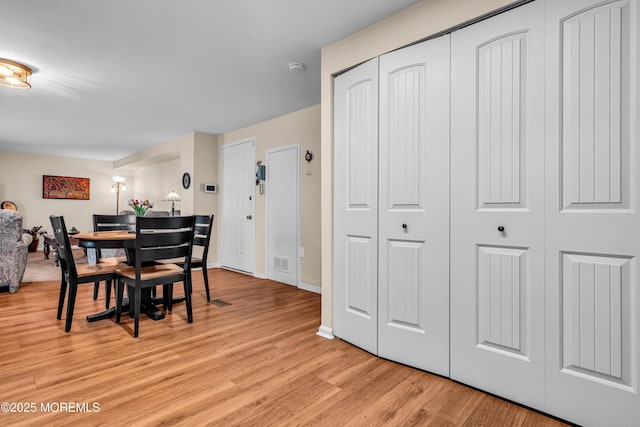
[23,226,43,252]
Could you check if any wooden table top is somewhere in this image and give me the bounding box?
[72,230,136,241]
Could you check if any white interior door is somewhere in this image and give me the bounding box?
[545,1,640,425]
[333,58,379,355]
[378,35,450,376]
[450,0,546,408]
[221,138,255,273]
[266,144,299,286]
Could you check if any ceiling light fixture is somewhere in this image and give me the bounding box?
[0,58,32,89]
[289,62,305,72]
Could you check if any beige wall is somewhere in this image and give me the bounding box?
[117,131,219,263]
[219,104,321,287]
[0,150,133,246]
[320,0,522,329]
[132,158,181,213]
[193,132,219,260]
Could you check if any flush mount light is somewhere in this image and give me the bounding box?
[0,58,32,89]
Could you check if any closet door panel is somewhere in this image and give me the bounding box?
[450,0,546,408]
[545,1,640,425]
[333,58,379,354]
[378,35,450,376]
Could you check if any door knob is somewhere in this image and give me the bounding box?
[402,223,407,230]
[497,226,505,232]
[247,215,252,220]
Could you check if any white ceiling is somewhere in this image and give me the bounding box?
[0,0,419,161]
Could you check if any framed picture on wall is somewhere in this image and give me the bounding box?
[43,175,90,200]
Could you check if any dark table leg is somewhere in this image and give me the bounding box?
[87,289,166,322]
[149,285,186,310]
[86,301,127,322]
[139,288,165,320]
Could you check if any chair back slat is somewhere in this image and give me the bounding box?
[137,230,193,247]
[134,216,195,279]
[193,235,208,246]
[49,215,77,278]
[93,214,136,231]
[137,216,193,230]
[139,246,191,263]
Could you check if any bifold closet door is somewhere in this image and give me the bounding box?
[333,58,379,355]
[450,0,546,408]
[545,1,640,425]
[378,35,450,376]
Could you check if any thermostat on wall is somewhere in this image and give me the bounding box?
[203,183,217,193]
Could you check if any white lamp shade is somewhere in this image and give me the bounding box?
[162,191,181,202]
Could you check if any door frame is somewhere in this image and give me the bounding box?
[265,143,300,286]
[219,137,256,274]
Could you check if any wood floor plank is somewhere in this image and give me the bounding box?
[0,268,570,426]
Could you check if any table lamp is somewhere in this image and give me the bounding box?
[162,190,181,216]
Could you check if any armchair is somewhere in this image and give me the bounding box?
[0,210,33,293]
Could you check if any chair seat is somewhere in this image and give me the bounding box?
[116,263,183,280]
[76,262,120,278]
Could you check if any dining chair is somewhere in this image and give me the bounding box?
[160,214,214,301]
[115,215,196,338]
[92,214,136,307]
[50,215,121,332]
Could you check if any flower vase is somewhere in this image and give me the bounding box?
[28,237,39,252]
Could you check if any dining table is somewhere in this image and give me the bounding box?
[72,230,171,322]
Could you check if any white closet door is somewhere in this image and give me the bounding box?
[450,0,546,408]
[378,35,450,376]
[266,144,299,286]
[545,1,640,426]
[333,58,379,354]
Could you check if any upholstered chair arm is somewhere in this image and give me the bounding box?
[14,233,33,291]
[17,233,33,249]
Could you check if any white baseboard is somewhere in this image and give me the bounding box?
[316,325,334,340]
[220,266,256,277]
[298,282,321,294]
[253,272,267,279]
[206,262,221,269]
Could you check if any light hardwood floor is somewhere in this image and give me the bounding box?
[0,269,570,426]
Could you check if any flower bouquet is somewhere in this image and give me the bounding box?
[128,198,154,216]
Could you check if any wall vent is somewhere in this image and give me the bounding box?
[273,256,289,273]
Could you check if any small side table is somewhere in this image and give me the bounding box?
[42,234,80,266]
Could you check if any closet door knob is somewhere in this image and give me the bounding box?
[497,226,505,232]
[402,223,407,230]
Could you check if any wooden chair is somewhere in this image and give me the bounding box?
[92,214,136,307]
[115,216,196,338]
[161,214,214,301]
[50,215,120,332]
